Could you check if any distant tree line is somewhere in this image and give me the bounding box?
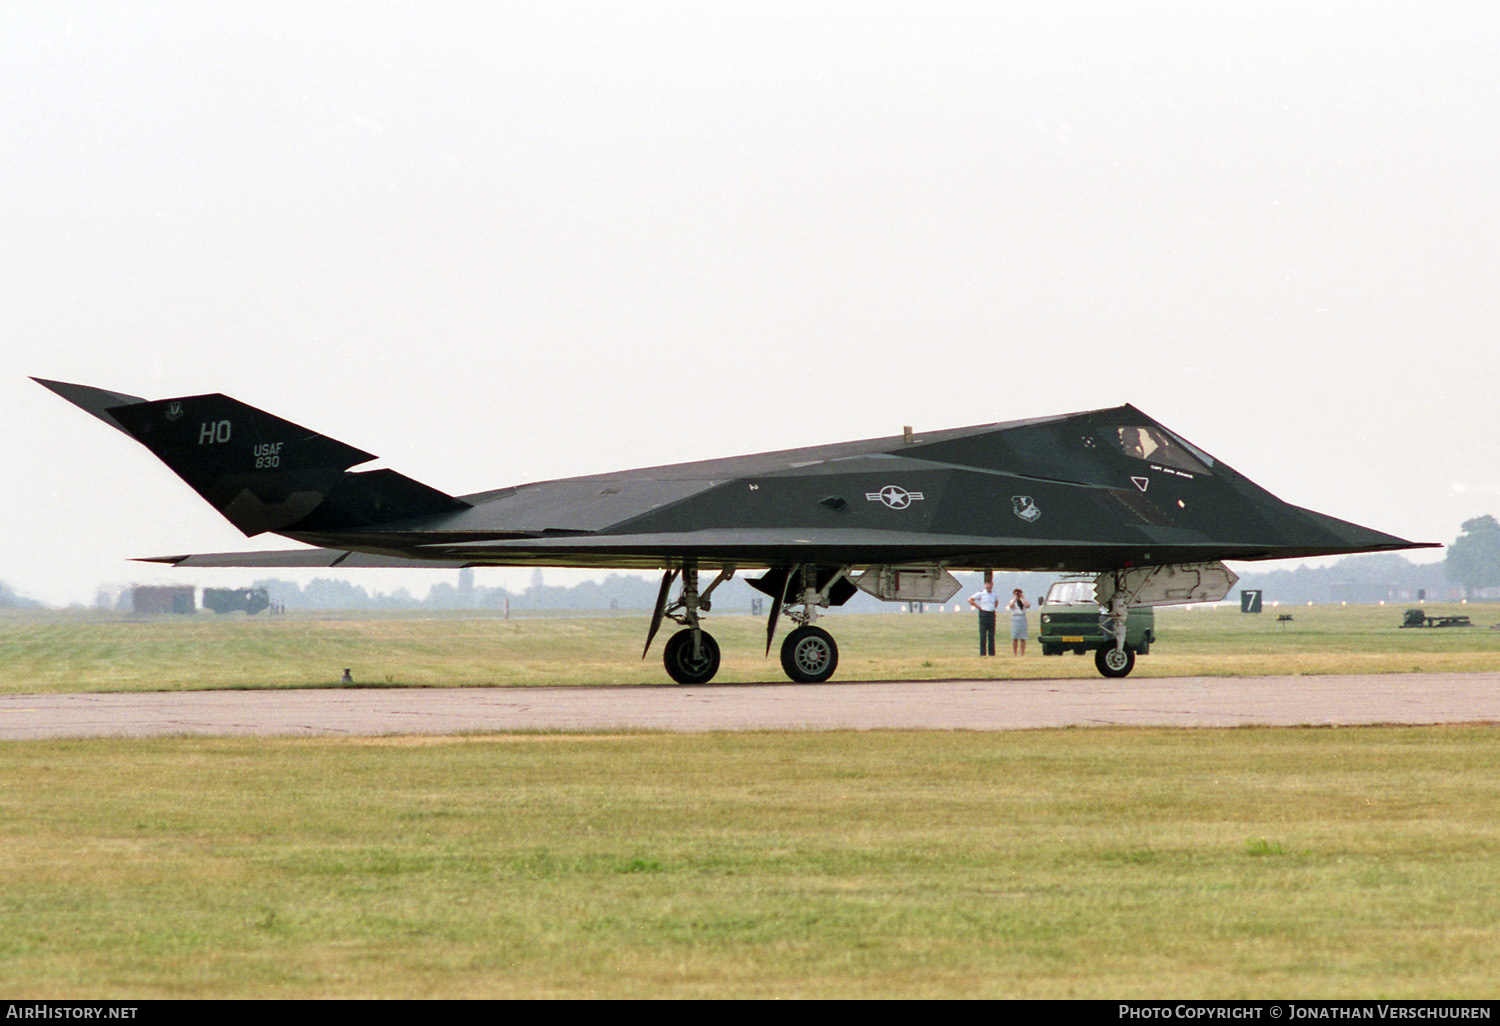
[250,572,676,613]
[244,550,1491,614]
[245,513,1500,611]
[1445,515,1500,600]
[9,516,1500,612]
[246,570,1061,614]
[1229,553,1457,606]
[0,580,43,609]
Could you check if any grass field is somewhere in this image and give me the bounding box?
[4,726,1500,999]
[2,605,1498,998]
[1,602,1498,694]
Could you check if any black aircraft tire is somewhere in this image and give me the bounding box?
[663,629,721,684]
[780,626,839,684]
[1094,644,1136,678]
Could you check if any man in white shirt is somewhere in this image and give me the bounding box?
[968,580,1001,656]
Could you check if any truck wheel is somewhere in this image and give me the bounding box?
[1094,645,1136,678]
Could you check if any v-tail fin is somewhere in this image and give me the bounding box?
[35,378,469,536]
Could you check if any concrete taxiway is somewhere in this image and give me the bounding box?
[1,672,1498,740]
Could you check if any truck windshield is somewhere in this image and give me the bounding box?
[1045,581,1097,606]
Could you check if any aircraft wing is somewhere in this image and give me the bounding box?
[141,518,1427,574]
[138,549,472,569]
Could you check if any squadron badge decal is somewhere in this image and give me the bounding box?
[1012,495,1042,523]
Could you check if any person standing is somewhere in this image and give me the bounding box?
[968,580,1001,655]
[1007,588,1031,655]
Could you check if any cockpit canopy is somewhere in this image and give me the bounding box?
[1114,425,1214,475]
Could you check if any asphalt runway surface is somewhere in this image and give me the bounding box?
[2,672,1498,740]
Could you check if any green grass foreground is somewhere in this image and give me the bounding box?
[3,727,1499,998]
[1,603,1498,694]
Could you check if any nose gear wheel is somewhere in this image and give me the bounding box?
[1094,644,1136,678]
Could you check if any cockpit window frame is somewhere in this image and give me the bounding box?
[1112,425,1213,475]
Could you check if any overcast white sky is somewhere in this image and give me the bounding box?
[3,1,1496,606]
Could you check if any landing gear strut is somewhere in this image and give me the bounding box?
[1095,568,1135,679]
[645,565,733,684]
[768,565,851,684]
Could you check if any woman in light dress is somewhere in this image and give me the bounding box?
[1006,588,1030,656]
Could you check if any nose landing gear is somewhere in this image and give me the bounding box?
[1094,643,1136,678]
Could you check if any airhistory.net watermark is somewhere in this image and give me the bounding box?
[6,1008,138,1020]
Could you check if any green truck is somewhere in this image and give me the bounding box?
[202,587,271,615]
[1038,577,1155,677]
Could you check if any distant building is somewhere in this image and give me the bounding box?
[131,585,195,615]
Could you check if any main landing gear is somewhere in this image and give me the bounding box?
[645,565,733,684]
[642,563,852,685]
[780,625,838,684]
[663,628,720,684]
[768,565,849,683]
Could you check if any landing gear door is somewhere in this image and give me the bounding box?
[1095,561,1239,608]
[854,565,962,604]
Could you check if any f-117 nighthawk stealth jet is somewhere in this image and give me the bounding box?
[36,378,1432,682]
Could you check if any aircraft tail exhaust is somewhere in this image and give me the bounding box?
[34,378,469,536]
